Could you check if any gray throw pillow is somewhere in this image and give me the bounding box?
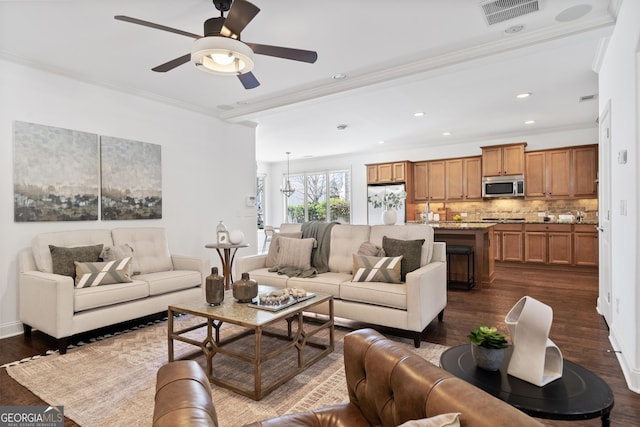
[275,237,315,270]
[265,232,302,268]
[357,241,385,257]
[49,244,104,279]
[382,236,425,281]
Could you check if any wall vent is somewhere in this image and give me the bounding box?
[480,0,540,25]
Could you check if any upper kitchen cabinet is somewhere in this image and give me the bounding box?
[481,143,527,176]
[446,157,482,201]
[572,145,598,197]
[367,161,409,184]
[525,145,597,199]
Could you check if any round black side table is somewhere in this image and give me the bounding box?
[440,344,614,426]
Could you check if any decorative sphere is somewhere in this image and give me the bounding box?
[229,229,245,244]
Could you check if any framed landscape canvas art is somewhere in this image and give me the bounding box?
[13,121,99,222]
[100,136,162,220]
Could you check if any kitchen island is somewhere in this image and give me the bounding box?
[429,222,495,289]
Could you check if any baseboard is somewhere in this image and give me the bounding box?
[609,328,640,393]
[0,320,24,339]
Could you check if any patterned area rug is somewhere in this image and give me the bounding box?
[6,315,448,427]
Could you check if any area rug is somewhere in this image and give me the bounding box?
[6,315,448,427]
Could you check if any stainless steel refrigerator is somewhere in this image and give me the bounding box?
[367,184,406,225]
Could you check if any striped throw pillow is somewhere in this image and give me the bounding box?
[352,254,403,283]
[74,257,133,288]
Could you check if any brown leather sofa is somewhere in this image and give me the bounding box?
[153,329,544,427]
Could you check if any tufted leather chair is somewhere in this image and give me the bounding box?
[153,329,543,427]
[245,328,543,427]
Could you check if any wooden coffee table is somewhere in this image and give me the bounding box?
[440,344,614,426]
[168,287,334,400]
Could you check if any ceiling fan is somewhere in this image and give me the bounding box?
[114,0,318,89]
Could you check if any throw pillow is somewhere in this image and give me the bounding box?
[265,232,302,268]
[352,254,402,283]
[100,244,139,274]
[74,257,133,288]
[357,241,385,257]
[398,413,461,427]
[49,244,104,279]
[275,237,315,271]
[382,236,425,281]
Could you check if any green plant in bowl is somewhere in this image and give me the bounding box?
[468,325,508,349]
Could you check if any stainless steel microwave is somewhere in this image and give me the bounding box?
[482,174,525,198]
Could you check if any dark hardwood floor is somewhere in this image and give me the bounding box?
[1,263,639,426]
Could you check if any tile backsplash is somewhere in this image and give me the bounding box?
[414,198,598,222]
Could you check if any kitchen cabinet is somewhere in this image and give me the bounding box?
[525,145,598,199]
[524,224,572,265]
[493,224,524,262]
[413,157,481,202]
[428,161,446,201]
[481,143,526,176]
[573,145,598,197]
[412,160,445,201]
[412,162,428,201]
[574,224,599,266]
[446,157,482,201]
[367,161,407,184]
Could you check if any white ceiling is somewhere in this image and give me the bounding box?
[0,1,616,162]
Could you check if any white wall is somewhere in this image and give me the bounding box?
[263,127,598,230]
[598,0,640,392]
[0,59,257,338]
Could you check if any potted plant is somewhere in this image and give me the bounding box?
[468,325,508,371]
[367,191,407,225]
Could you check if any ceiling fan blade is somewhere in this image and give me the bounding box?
[114,15,201,39]
[152,54,191,72]
[238,72,260,89]
[246,43,318,63]
[220,0,260,38]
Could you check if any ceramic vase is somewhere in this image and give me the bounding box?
[229,229,245,244]
[232,272,258,303]
[205,267,225,305]
[471,344,504,371]
[505,296,563,386]
[382,208,397,225]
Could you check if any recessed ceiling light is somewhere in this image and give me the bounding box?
[505,24,524,34]
[516,92,531,99]
[378,141,385,144]
[442,132,452,136]
[525,120,536,125]
[332,73,347,80]
[413,112,425,117]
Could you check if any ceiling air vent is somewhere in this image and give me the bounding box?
[480,0,540,25]
[579,94,598,102]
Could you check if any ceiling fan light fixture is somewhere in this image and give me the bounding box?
[192,36,254,75]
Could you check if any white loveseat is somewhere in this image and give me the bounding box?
[18,227,208,354]
[236,223,446,347]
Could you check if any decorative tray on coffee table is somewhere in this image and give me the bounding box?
[248,288,315,312]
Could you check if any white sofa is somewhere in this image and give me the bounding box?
[18,227,208,354]
[236,223,446,347]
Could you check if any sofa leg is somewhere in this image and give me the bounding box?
[58,337,69,355]
[413,332,422,348]
[23,324,32,337]
[438,309,444,322]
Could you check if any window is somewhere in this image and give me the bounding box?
[284,169,351,223]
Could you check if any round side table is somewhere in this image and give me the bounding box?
[205,243,249,290]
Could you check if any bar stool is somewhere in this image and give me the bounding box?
[446,245,475,290]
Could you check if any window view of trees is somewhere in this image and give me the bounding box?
[285,169,350,223]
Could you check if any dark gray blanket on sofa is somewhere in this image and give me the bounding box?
[302,221,339,274]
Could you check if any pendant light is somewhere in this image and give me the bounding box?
[280,152,295,197]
